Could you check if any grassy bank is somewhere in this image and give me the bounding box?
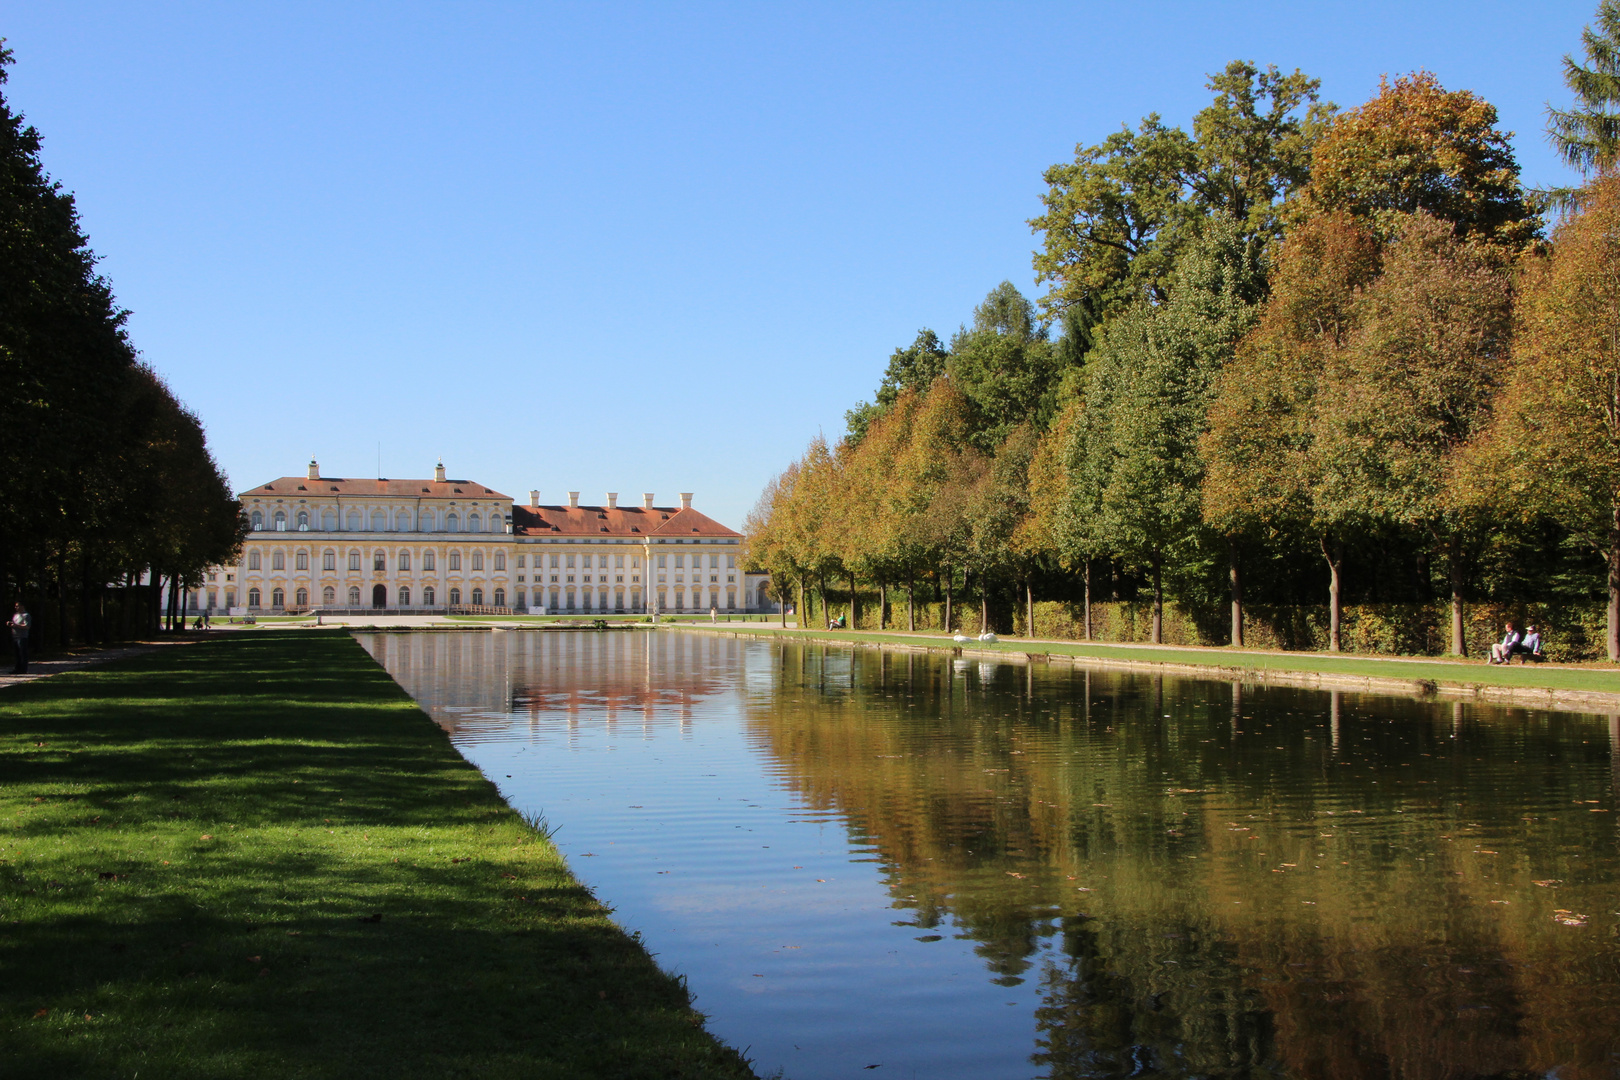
[677,624,1620,698]
[0,631,756,1080]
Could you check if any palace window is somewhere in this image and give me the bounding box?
[469,513,481,532]
[295,587,308,606]
[297,511,309,530]
[371,510,387,531]
[727,554,736,568]
[494,552,505,571]
[248,587,261,607]
[550,554,559,568]
[323,586,335,604]
[423,586,435,606]
[631,556,640,568]
[471,552,484,571]
[349,551,361,571]
[248,550,261,570]
[347,510,361,530]
[674,555,684,569]
[295,552,309,571]
[274,511,287,531]
[271,587,285,607]
[447,513,460,532]
[272,551,285,571]
[710,555,719,569]
[251,510,263,530]
[373,551,386,571]
[423,550,435,571]
[656,555,666,568]
[323,550,336,571]
[449,552,461,571]
[323,509,336,530]
[566,554,575,568]
[398,551,411,571]
[398,586,411,605]
[516,555,526,568]
[493,588,505,607]
[348,586,361,605]
[615,554,624,568]
[471,588,483,605]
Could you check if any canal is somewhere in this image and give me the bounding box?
[356,629,1620,1080]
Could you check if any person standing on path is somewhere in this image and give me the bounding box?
[10,602,30,674]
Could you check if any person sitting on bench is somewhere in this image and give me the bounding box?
[1489,622,1521,664]
[1513,624,1543,663]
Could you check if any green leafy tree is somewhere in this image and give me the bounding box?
[845,329,949,446]
[947,283,1060,451]
[1547,0,1620,176]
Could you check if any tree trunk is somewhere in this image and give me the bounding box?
[796,579,805,628]
[1609,506,1620,661]
[1150,558,1163,644]
[848,571,858,629]
[817,575,827,628]
[1026,579,1034,639]
[1083,560,1092,641]
[907,573,915,632]
[1322,536,1344,653]
[943,567,953,632]
[1449,537,1467,656]
[1229,539,1243,648]
[979,583,989,635]
[878,579,887,631]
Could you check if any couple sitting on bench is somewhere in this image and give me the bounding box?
[1489,622,1543,664]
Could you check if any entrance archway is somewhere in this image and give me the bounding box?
[372,584,386,609]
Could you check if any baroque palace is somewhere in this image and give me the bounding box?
[196,460,768,615]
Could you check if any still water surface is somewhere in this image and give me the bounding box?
[355,629,1620,1080]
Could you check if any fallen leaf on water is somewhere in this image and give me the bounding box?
[1553,909,1588,927]
[1533,880,1563,887]
[1006,872,1026,879]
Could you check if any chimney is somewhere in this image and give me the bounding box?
[529,490,539,507]
[307,459,319,481]
[643,493,655,510]
[434,460,446,483]
[568,491,580,508]
[607,492,618,509]
[680,492,693,511]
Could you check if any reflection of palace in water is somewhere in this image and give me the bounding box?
[742,643,1620,1080]
[360,629,743,742]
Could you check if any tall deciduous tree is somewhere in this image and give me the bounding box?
[1481,177,1620,658]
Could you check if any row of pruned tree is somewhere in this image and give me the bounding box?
[747,3,1620,659]
[0,43,243,645]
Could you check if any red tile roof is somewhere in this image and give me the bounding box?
[512,504,739,538]
[243,477,512,500]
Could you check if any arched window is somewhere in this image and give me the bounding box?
[398,585,411,606]
[322,586,335,605]
[348,551,361,571]
[295,587,308,606]
[373,551,386,571]
[248,587,261,607]
[398,551,411,571]
[297,511,309,531]
[449,552,461,571]
[323,550,335,571]
[322,509,337,530]
[347,510,361,530]
[493,588,505,607]
[512,589,525,609]
[447,513,460,532]
[423,550,435,571]
[348,586,361,605]
[423,586,435,606]
[296,551,309,570]
[449,587,461,605]
[469,513,482,532]
[274,510,287,531]
[422,512,436,533]
[271,587,285,608]
[471,551,484,571]
[250,510,263,530]
[397,510,413,531]
[271,551,285,571]
[372,510,387,531]
[471,587,484,605]
[494,552,506,571]
[247,550,261,571]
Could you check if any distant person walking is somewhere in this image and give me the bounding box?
[710,605,717,623]
[9,602,30,674]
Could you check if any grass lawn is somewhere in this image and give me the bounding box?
[683,625,1620,698]
[0,631,756,1080]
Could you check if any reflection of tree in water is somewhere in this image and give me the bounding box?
[1034,914,1277,1079]
[746,643,1620,1080]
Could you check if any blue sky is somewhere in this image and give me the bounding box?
[0,1,1594,528]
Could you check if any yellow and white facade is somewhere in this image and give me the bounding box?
[194,460,756,614]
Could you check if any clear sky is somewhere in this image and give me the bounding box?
[0,1,1594,528]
